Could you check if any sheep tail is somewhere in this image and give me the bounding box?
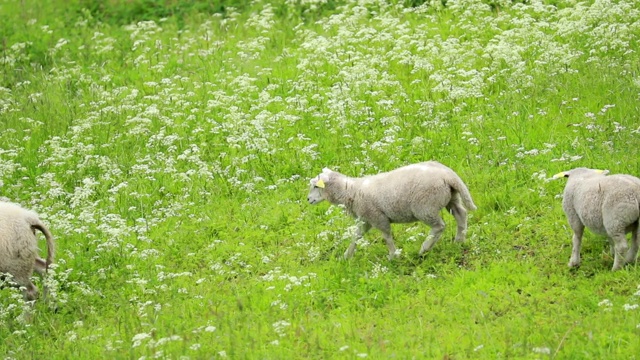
[31,220,55,269]
[447,176,477,211]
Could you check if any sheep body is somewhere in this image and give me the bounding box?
[0,201,55,300]
[556,168,640,270]
[308,161,476,259]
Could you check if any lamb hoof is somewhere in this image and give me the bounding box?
[419,246,431,256]
[568,261,580,268]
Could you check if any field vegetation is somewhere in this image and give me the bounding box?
[1,0,640,358]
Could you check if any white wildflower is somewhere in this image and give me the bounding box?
[132,333,152,348]
[532,347,551,354]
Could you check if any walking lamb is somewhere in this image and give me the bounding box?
[554,168,640,270]
[307,161,477,259]
[0,201,55,300]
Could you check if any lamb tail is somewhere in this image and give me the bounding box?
[448,176,477,211]
[31,221,55,269]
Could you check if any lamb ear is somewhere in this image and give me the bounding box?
[316,173,329,189]
[322,167,333,174]
[596,169,609,175]
[552,171,569,179]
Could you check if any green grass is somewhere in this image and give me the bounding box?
[2,0,640,358]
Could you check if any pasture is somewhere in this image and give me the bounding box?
[1,0,640,358]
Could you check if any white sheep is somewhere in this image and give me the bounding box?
[0,201,55,300]
[307,161,477,259]
[554,168,640,270]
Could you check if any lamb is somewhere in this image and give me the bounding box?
[553,168,640,271]
[0,201,55,300]
[307,161,477,259]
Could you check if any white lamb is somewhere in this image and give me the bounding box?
[0,201,55,300]
[307,161,477,259]
[554,168,640,271]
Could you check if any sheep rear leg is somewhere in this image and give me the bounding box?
[13,274,39,301]
[344,222,371,259]
[568,225,584,268]
[610,233,629,271]
[24,282,39,301]
[418,215,446,255]
[625,225,639,264]
[604,204,638,269]
[447,201,468,243]
[34,257,50,300]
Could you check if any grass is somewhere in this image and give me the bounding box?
[1,0,640,358]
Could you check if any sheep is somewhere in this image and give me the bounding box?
[307,161,477,259]
[553,168,640,271]
[0,201,55,300]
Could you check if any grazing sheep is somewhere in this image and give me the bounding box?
[554,168,640,270]
[0,202,55,300]
[307,161,477,259]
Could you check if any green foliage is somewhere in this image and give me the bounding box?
[77,0,253,25]
[1,0,640,358]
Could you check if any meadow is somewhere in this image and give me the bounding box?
[1,0,640,358]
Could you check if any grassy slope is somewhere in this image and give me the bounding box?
[1,0,640,358]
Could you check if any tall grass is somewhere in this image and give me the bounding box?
[1,0,640,358]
